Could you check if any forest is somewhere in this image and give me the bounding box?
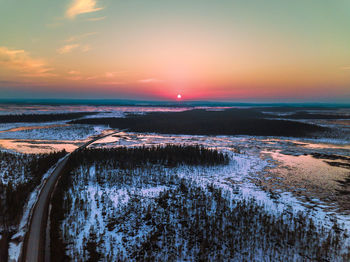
[50,145,229,261]
[50,145,350,261]
[0,150,66,259]
[70,109,329,137]
[70,145,229,168]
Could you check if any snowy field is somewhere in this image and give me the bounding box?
[0,124,104,141]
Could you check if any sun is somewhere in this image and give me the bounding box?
[177,94,182,100]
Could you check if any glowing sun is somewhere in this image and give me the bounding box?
[177,94,182,99]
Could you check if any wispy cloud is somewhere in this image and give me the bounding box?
[66,0,104,19]
[86,75,99,80]
[138,78,164,83]
[57,44,90,54]
[57,44,80,54]
[104,71,126,78]
[68,70,81,75]
[105,72,115,78]
[340,66,350,70]
[98,81,125,85]
[0,46,55,77]
[63,70,127,82]
[65,32,97,42]
[86,16,106,22]
[65,70,84,81]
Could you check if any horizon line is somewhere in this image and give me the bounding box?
[0,98,349,107]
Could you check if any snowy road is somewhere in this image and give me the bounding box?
[22,131,122,262]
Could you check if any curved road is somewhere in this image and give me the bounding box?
[22,131,122,262]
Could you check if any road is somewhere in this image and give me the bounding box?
[22,131,122,262]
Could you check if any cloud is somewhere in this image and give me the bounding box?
[68,70,81,75]
[66,70,127,81]
[98,81,125,85]
[57,44,90,54]
[57,44,80,54]
[65,32,97,42]
[138,78,164,83]
[105,72,115,78]
[104,71,126,78]
[0,46,55,77]
[86,75,98,80]
[86,16,106,22]
[340,66,350,70]
[66,0,104,19]
[83,71,127,79]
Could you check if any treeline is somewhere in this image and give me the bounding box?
[0,150,66,227]
[0,112,97,123]
[70,109,328,137]
[69,145,229,168]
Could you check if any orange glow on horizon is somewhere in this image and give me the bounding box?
[1,0,349,102]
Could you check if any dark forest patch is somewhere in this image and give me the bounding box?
[0,112,98,123]
[70,109,328,137]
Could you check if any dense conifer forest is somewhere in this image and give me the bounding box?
[70,145,229,168]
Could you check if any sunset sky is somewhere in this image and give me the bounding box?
[0,0,349,102]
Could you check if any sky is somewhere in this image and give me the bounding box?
[0,0,350,102]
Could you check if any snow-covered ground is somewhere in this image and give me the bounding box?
[88,133,350,215]
[59,136,350,261]
[0,152,30,186]
[0,104,193,116]
[1,105,349,260]
[0,122,67,132]
[0,124,104,141]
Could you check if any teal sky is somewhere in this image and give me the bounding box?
[0,0,349,101]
